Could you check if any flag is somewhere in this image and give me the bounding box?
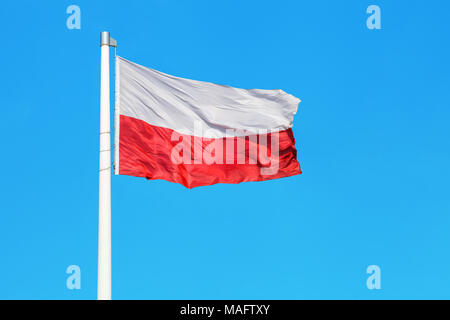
[114,56,302,188]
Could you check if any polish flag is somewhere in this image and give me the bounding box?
[114,57,302,188]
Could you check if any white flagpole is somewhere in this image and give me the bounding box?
[98,31,112,300]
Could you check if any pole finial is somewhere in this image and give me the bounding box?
[100,31,110,46]
[100,31,117,48]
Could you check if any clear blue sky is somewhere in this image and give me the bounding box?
[0,0,449,299]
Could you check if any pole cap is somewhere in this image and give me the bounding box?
[100,32,110,46]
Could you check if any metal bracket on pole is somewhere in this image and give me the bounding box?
[109,37,117,47]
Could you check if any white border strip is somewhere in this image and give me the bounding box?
[117,56,300,139]
[114,54,120,175]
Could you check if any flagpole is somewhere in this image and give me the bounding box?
[98,31,112,300]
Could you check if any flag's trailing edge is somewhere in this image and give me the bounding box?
[114,56,302,188]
